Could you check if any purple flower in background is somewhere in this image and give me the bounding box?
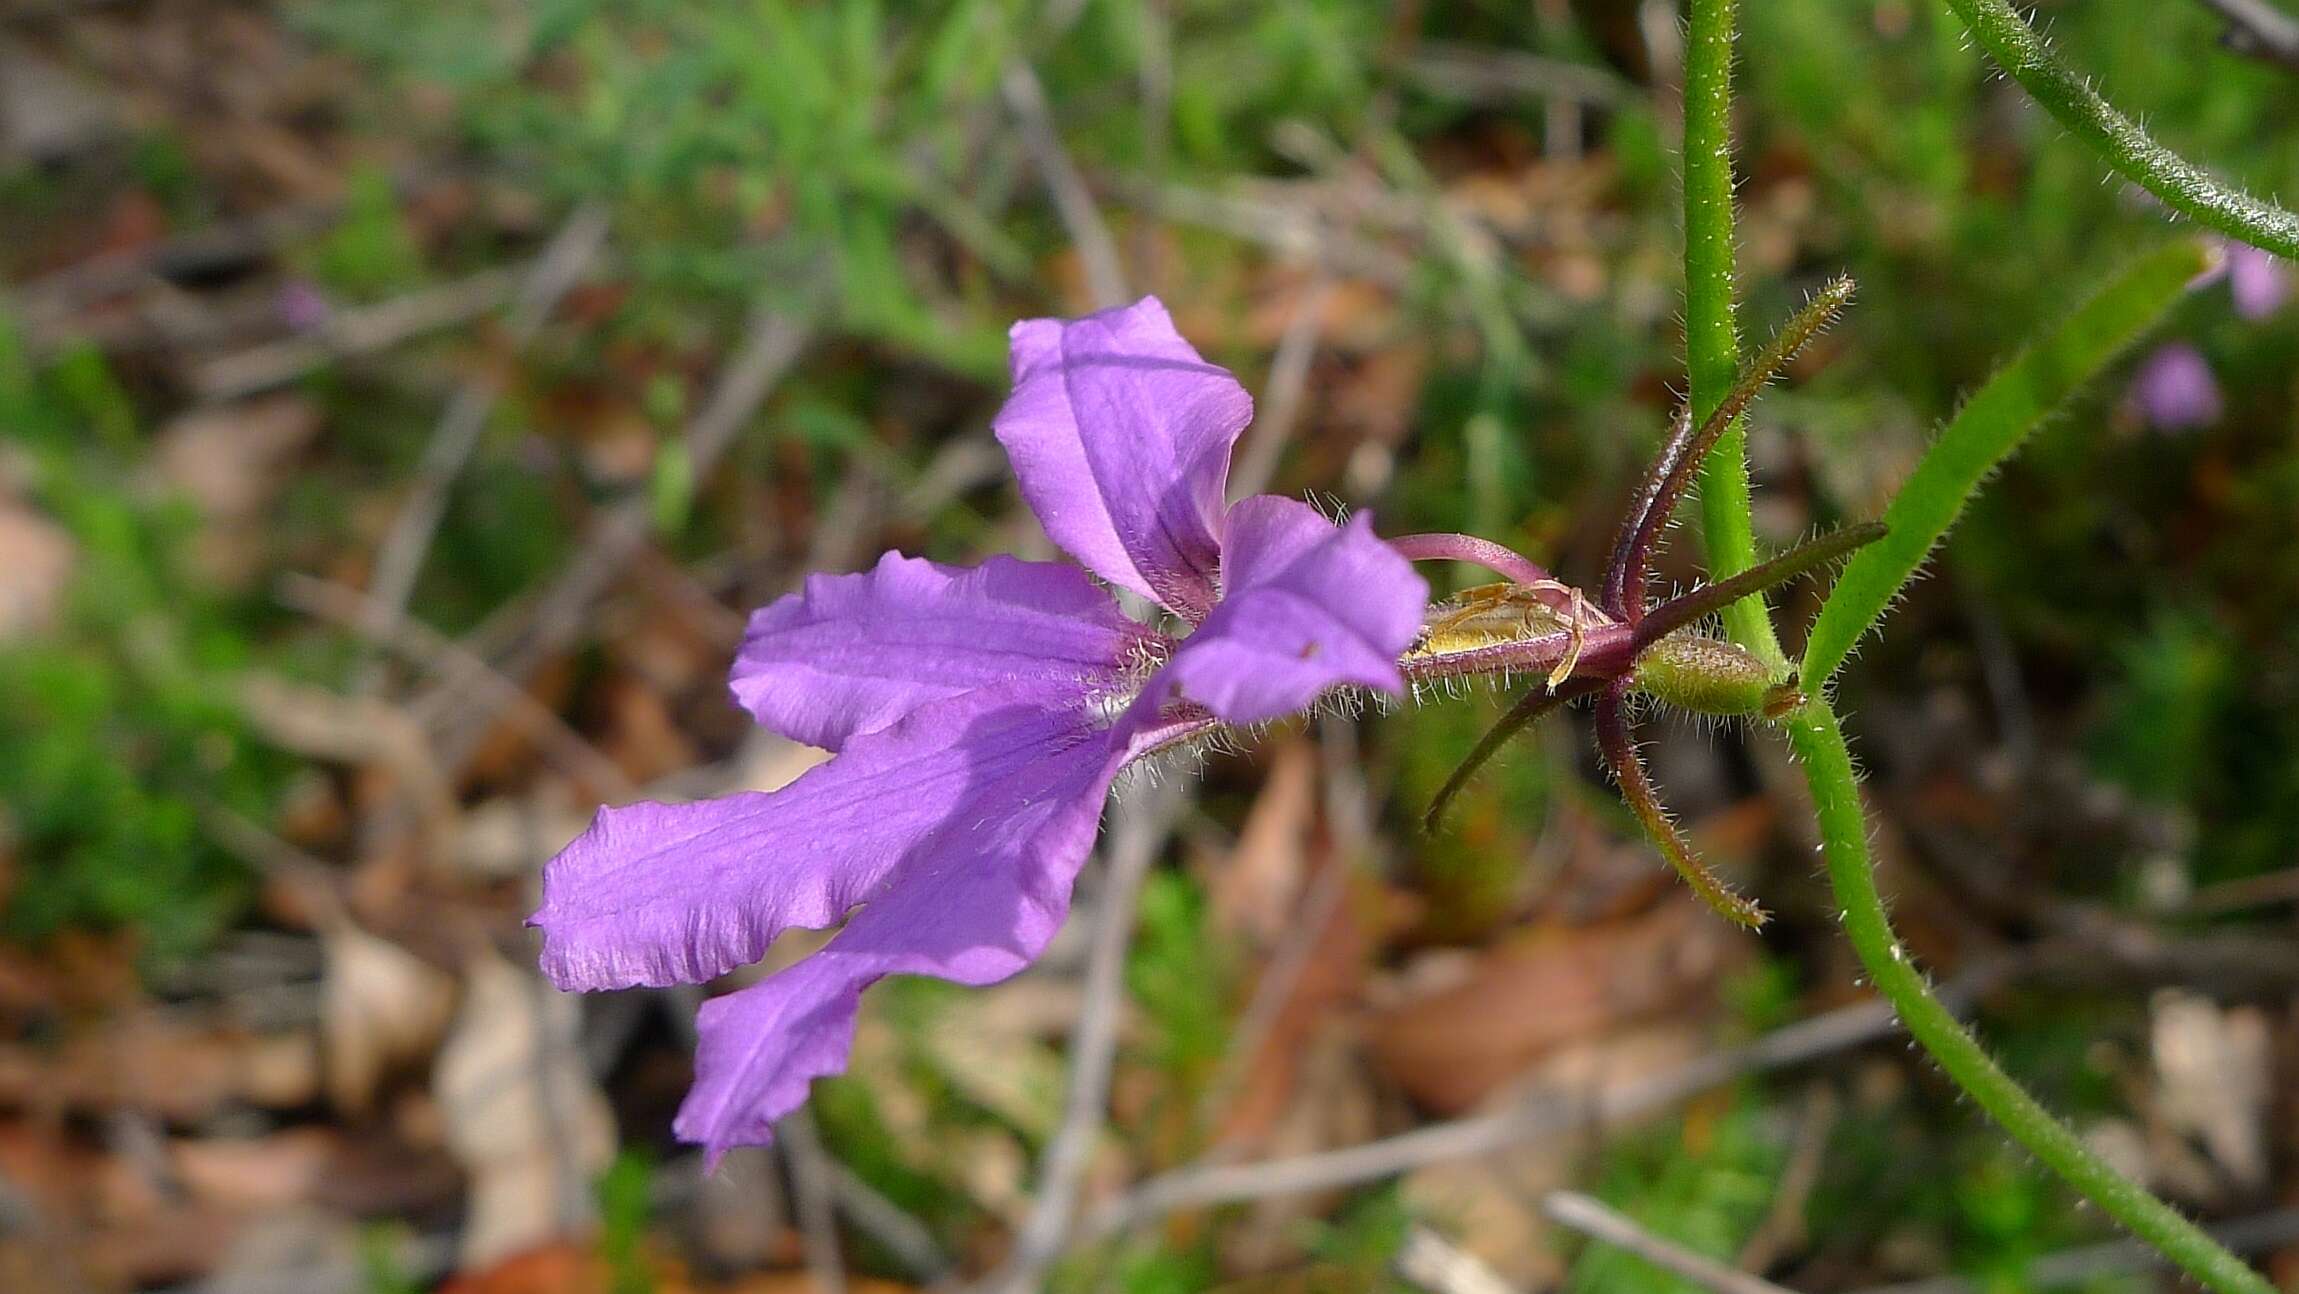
[2131,342,2225,431]
[274,279,335,333]
[531,297,1427,1158]
[2131,243,2289,432]
[2227,243,2290,321]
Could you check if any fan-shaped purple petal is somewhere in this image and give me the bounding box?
[531,686,1118,993]
[992,297,1251,620]
[730,552,1147,752]
[1139,495,1427,726]
[671,710,1143,1158]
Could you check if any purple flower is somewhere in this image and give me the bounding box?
[2131,243,2288,432]
[2131,342,2225,431]
[2228,244,2290,321]
[530,297,1427,1158]
[274,280,335,333]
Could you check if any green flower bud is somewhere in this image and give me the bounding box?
[1629,630,1774,716]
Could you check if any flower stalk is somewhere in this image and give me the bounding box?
[1683,0,1787,674]
[1685,0,2274,1285]
[1785,703,2274,1294]
[1397,309,1890,920]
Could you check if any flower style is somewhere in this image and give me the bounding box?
[530,298,1429,1158]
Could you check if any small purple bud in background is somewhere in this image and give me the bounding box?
[2130,343,2224,432]
[275,279,334,333]
[2228,244,2289,321]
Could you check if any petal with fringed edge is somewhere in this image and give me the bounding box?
[532,686,1122,993]
[730,551,1149,752]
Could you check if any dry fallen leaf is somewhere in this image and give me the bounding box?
[2149,988,2272,1199]
[202,1205,364,1294]
[919,982,1077,1142]
[1219,1018,1382,1272]
[434,950,615,1272]
[149,394,323,584]
[1401,1022,1707,1284]
[0,40,118,163]
[1211,866,1395,1154]
[1366,899,1747,1113]
[437,1238,925,1294]
[322,923,458,1115]
[0,1010,318,1122]
[0,500,75,641]
[170,1128,338,1210]
[435,1241,612,1294]
[1208,739,1317,945]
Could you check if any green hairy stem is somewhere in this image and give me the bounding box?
[1683,0,1787,675]
[1679,0,2272,1286]
[1640,520,1884,655]
[1785,704,2274,1294]
[1612,278,1855,620]
[1941,0,2299,260]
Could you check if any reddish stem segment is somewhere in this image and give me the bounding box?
[1422,677,1605,833]
[1602,406,1694,622]
[1387,533,1553,587]
[1601,277,1855,628]
[1593,679,1768,928]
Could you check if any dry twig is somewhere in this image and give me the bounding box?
[422,296,816,769]
[279,572,639,801]
[1734,1084,1838,1275]
[828,1160,954,1283]
[1405,41,1635,108]
[1003,59,1129,310]
[1228,273,1335,500]
[972,778,1184,1294]
[354,203,611,691]
[2196,0,2299,70]
[1849,1207,2299,1293]
[1082,964,2011,1240]
[1395,1225,1523,1294]
[779,1109,848,1294]
[191,266,523,401]
[1544,1191,1798,1294]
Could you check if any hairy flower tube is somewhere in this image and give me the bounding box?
[533,290,1882,1158]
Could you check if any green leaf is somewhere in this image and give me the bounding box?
[1801,237,2212,686]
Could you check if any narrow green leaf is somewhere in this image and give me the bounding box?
[1802,238,2212,686]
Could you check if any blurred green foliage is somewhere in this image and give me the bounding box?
[0,322,285,960]
[1568,1093,1788,1294]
